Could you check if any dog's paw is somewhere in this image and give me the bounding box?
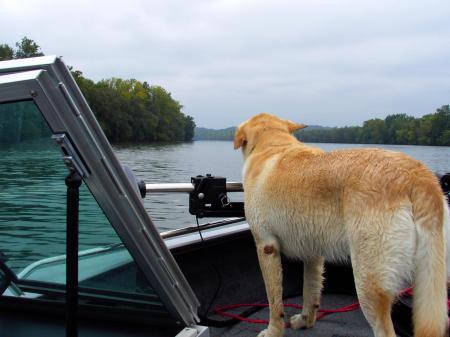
[256,326,283,337]
[257,329,269,337]
[290,313,315,330]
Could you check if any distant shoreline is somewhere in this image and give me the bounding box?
[195,106,450,146]
[191,139,449,147]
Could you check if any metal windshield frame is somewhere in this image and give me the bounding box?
[0,56,200,326]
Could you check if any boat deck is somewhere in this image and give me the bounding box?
[173,227,415,337]
[210,294,371,337]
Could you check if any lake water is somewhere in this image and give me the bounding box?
[115,141,450,231]
[1,140,449,271]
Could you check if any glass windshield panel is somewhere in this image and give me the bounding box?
[0,100,167,314]
[0,101,60,271]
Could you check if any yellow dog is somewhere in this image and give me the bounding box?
[234,113,449,337]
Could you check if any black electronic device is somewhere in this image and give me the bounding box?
[438,172,450,207]
[189,175,245,218]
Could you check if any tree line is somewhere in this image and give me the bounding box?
[72,72,195,143]
[195,107,450,146]
[296,106,450,146]
[195,127,237,140]
[0,37,195,143]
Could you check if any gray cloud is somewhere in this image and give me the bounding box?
[2,0,449,128]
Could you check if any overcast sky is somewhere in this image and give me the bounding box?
[2,0,450,128]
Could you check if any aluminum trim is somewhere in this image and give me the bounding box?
[0,56,57,72]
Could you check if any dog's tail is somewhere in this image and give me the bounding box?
[412,180,448,337]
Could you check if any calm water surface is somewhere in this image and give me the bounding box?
[1,140,449,271]
[115,141,450,230]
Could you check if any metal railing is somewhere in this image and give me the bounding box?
[145,181,243,193]
[142,180,245,239]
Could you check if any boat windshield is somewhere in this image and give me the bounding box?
[0,56,199,327]
[0,99,171,321]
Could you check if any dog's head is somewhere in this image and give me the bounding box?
[234,113,307,156]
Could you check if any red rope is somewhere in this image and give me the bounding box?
[214,302,361,327]
[214,287,450,328]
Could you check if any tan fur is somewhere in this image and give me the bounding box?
[235,113,449,337]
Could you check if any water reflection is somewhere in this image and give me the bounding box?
[0,139,120,272]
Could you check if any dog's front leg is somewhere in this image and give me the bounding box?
[256,240,284,337]
[290,257,324,330]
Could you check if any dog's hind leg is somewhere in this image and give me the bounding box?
[349,226,400,337]
[346,202,419,337]
[255,239,284,337]
[290,256,325,329]
[353,268,396,337]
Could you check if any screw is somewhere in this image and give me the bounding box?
[30,90,38,97]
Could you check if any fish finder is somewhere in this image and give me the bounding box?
[189,175,245,218]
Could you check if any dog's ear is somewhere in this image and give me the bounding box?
[286,120,307,133]
[234,125,247,149]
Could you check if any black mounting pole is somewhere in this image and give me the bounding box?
[65,170,82,337]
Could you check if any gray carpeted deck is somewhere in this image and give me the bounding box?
[210,294,373,337]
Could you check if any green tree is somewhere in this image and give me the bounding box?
[431,105,450,145]
[14,37,44,59]
[0,44,14,61]
[149,86,186,141]
[385,114,414,144]
[438,130,450,146]
[0,37,44,61]
[71,71,195,144]
[359,119,385,144]
[183,116,196,141]
[416,115,433,145]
